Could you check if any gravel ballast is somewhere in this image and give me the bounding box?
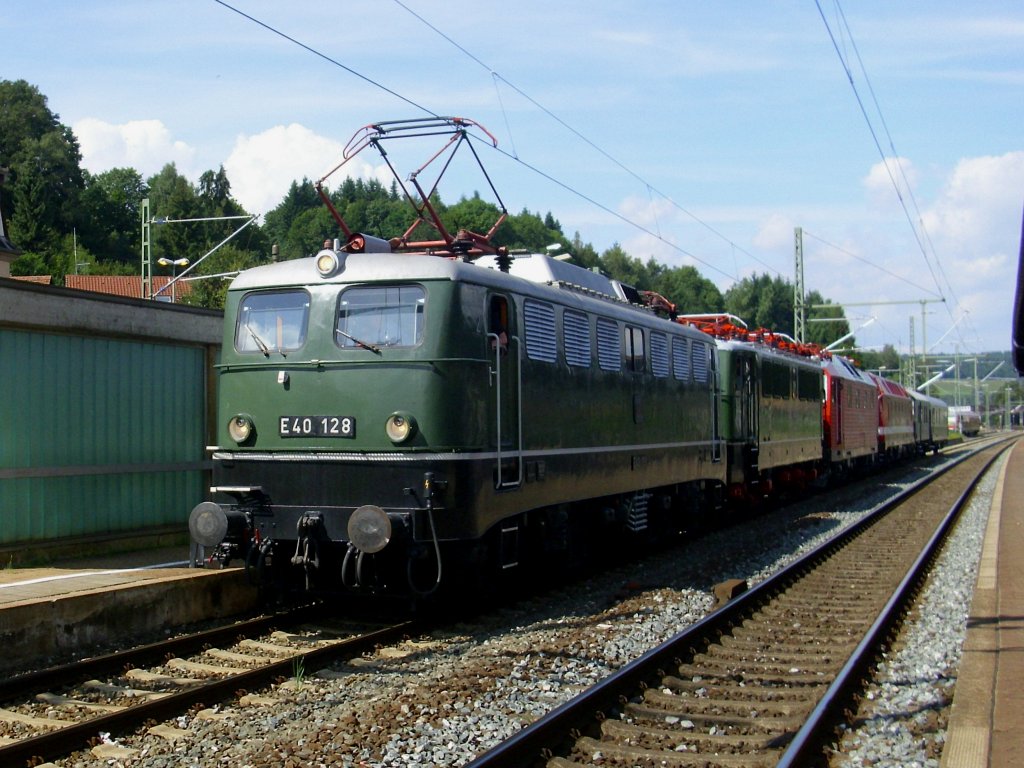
[53,449,997,768]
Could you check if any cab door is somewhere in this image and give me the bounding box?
[487,294,522,488]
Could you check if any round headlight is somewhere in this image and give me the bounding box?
[385,412,417,443]
[348,504,392,553]
[228,414,254,444]
[315,248,339,277]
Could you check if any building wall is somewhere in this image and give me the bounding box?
[0,278,223,551]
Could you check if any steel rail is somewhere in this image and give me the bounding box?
[464,442,1005,768]
[0,616,416,766]
[0,603,326,703]
[775,443,1011,765]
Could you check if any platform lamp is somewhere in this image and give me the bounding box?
[156,257,190,302]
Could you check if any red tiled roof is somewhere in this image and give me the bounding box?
[10,275,52,285]
[64,275,192,299]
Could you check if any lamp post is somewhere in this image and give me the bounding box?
[156,257,189,302]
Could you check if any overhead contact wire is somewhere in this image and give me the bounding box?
[389,0,776,280]
[213,0,437,118]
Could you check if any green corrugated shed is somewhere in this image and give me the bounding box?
[0,278,223,553]
[0,328,207,543]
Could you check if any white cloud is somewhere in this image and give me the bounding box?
[74,117,197,177]
[923,151,1024,247]
[752,213,796,251]
[862,156,919,208]
[224,124,390,215]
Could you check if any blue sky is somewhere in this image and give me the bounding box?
[5,1,1024,356]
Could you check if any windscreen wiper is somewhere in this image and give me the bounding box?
[337,328,382,354]
[246,324,272,357]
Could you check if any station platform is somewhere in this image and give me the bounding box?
[0,542,259,673]
[942,437,1024,768]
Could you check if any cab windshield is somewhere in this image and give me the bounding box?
[336,285,426,349]
[234,290,310,354]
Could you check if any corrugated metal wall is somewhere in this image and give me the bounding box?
[0,328,207,543]
[0,279,223,551]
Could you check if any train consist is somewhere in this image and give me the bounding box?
[188,118,949,598]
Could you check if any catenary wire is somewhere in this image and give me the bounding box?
[388,0,781,280]
[212,0,437,118]
[803,230,942,298]
[815,0,979,355]
[832,3,962,310]
[212,0,743,283]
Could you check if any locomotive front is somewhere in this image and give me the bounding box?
[188,248,497,595]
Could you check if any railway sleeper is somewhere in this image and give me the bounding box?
[641,689,804,717]
[758,592,886,608]
[124,668,199,687]
[692,651,843,675]
[564,734,779,767]
[599,717,781,754]
[708,640,849,665]
[738,612,873,630]
[660,674,826,702]
[625,700,800,733]
[0,707,73,729]
[82,680,171,700]
[35,692,126,713]
[675,656,836,678]
[205,648,267,666]
[675,662,835,687]
[238,637,304,656]
[165,658,240,677]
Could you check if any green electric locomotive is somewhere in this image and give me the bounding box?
[189,244,727,595]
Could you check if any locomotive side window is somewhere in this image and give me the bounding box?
[798,368,820,401]
[625,326,646,373]
[235,290,310,354]
[672,337,690,381]
[563,309,591,368]
[524,299,557,363]
[336,285,425,349]
[596,317,621,372]
[762,360,789,398]
[488,295,509,351]
[650,332,669,378]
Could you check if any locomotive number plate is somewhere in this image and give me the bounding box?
[279,415,356,438]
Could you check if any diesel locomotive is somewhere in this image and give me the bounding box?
[187,117,948,597]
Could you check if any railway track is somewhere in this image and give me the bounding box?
[0,606,416,766]
[466,440,1010,768]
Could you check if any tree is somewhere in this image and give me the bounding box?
[804,290,852,348]
[724,273,794,333]
[2,95,86,277]
[79,167,147,264]
[0,79,65,225]
[653,265,724,314]
[180,243,259,309]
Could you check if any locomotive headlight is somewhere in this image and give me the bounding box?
[348,504,392,554]
[385,412,417,443]
[315,248,340,277]
[228,414,255,444]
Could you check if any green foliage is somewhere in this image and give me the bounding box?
[725,273,795,333]
[179,243,259,309]
[80,167,147,264]
[856,344,901,373]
